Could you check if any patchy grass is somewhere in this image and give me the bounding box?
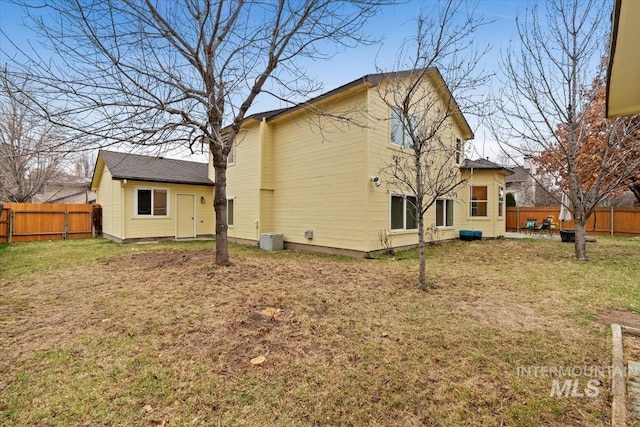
[1,236,639,425]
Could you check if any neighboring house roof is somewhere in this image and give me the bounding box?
[461,158,513,175]
[236,68,474,140]
[49,190,96,204]
[607,0,640,117]
[93,150,214,187]
[32,173,93,204]
[506,165,528,183]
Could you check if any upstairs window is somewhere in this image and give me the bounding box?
[391,107,418,148]
[470,186,488,217]
[455,138,462,164]
[391,194,418,230]
[135,188,168,217]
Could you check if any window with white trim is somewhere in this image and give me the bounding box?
[436,199,454,227]
[390,194,418,230]
[227,198,234,226]
[135,188,168,216]
[391,107,418,148]
[498,186,505,217]
[470,186,488,217]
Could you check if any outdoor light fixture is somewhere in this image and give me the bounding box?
[200,196,206,204]
[370,176,381,187]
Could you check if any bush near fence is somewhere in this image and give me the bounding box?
[0,202,98,243]
[507,206,640,236]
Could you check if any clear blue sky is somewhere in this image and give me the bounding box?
[0,1,571,162]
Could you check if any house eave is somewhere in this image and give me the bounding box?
[110,176,215,187]
[607,0,640,117]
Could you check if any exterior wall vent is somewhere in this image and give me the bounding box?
[304,229,313,239]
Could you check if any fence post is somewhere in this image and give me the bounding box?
[611,206,614,236]
[64,211,69,240]
[8,209,13,243]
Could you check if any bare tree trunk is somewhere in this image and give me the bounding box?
[574,220,587,261]
[213,155,230,266]
[417,215,427,291]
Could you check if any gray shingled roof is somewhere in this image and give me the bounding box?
[506,165,529,183]
[461,158,513,175]
[99,150,214,186]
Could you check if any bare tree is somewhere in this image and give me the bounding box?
[7,0,389,265]
[375,0,489,290]
[0,70,69,202]
[492,0,640,261]
[73,152,95,180]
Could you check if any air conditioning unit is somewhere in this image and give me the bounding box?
[259,233,284,251]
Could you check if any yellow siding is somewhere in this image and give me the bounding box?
[260,189,274,232]
[224,125,262,241]
[259,121,275,233]
[460,171,507,238]
[261,119,275,190]
[121,181,214,240]
[364,82,467,251]
[96,165,123,240]
[269,92,368,251]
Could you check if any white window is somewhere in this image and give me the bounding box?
[390,194,418,230]
[227,198,234,226]
[470,186,488,217]
[498,186,504,217]
[135,188,169,217]
[390,107,417,148]
[436,199,454,227]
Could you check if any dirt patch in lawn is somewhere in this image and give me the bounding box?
[597,310,640,329]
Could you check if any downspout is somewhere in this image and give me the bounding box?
[469,167,474,231]
[121,179,126,241]
[363,86,371,254]
[258,117,267,241]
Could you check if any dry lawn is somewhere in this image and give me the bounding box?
[1,236,640,426]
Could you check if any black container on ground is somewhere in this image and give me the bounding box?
[560,229,576,242]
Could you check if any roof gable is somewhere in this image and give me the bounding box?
[95,150,214,187]
[238,68,474,139]
[461,158,513,175]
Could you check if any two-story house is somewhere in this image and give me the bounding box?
[215,69,511,256]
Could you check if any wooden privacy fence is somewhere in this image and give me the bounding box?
[0,202,99,243]
[507,206,640,236]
